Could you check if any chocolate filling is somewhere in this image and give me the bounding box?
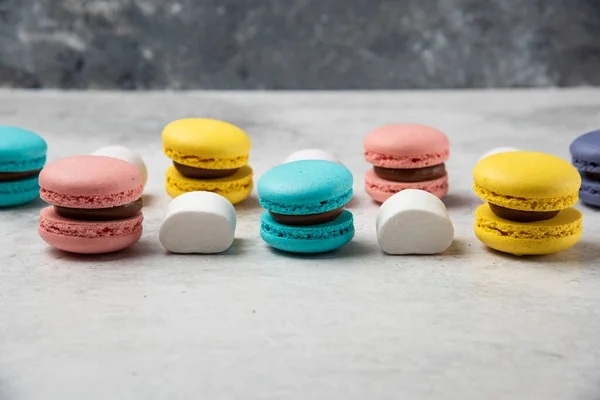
[584,171,600,181]
[374,164,446,182]
[174,162,238,179]
[270,207,343,226]
[489,203,559,223]
[55,198,143,221]
[0,169,41,182]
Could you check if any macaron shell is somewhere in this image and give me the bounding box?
[260,210,355,253]
[570,130,600,170]
[0,126,47,171]
[162,118,251,169]
[38,207,143,254]
[0,177,40,207]
[365,169,448,203]
[579,175,600,206]
[257,160,353,214]
[474,204,582,255]
[165,165,253,205]
[473,151,580,203]
[39,156,143,208]
[364,124,449,168]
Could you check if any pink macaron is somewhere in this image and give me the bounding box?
[38,156,144,254]
[364,124,449,203]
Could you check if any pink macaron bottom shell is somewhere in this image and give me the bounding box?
[38,206,143,254]
[364,169,449,203]
[40,185,143,209]
[364,150,449,169]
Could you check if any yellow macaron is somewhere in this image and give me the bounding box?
[162,118,253,203]
[473,151,582,255]
[166,165,253,205]
[162,118,251,170]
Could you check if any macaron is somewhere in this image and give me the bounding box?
[283,149,340,164]
[159,191,236,254]
[376,189,454,255]
[162,118,253,204]
[258,160,354,253]
[92,145,148,188]
[364,124,449,203]
[38,156,144,254]
[473,151,582,255]
[0,126,47,207]
[570,129,600,206]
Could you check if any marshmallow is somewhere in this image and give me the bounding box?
[283,149,341,164]
[159,191,236,254]
[376,189,454,255]
[92,145,148,188]
[478,147,519,163]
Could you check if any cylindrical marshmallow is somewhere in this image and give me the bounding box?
[159,191,236,254]
[283,149,341,164]
[376,189,454,255]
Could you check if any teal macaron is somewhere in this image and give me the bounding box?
[0,126,47,207]
[257,160,355,253]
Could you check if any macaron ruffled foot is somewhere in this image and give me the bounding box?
[473,151,582,256]
[159,191,236,254]
[258,160,355,253]
[0,126,47,207]
[376,189,454,255]
[162,118,253,205]
[364,124,449,203]
[38,156,144,254]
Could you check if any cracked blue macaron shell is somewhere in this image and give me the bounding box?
[257,160,353,215]
[1,126,47,207]
[260,210,355,253]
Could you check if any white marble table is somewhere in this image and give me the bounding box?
[1,89,599,400]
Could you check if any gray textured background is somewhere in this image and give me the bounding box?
[1,0,599,90]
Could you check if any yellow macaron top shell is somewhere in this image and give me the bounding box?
[473,151,580,211]
[474,203,582,255]
[162,118,251,169]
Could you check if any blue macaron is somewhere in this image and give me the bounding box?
[570,129,600,206]
[0,126,47,207]
[257,160,355,253]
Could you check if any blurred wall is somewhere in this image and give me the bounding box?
[1,0,599,90]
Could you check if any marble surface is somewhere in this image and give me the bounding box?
[1,0,600,89]
[1,89,600,400]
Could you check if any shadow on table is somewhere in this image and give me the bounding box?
[482,240,600,266]
[267,239,377,260]
[160,237,250,257]
[46,236,163,263]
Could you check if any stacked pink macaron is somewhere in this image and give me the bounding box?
[364,124,450,203]
[38,156,144,254]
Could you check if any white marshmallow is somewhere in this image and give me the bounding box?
[283,149,341,164]
[477,147,519,163]
[92,145,148,188]
[376,189,454,255]
[159,191,236,254]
